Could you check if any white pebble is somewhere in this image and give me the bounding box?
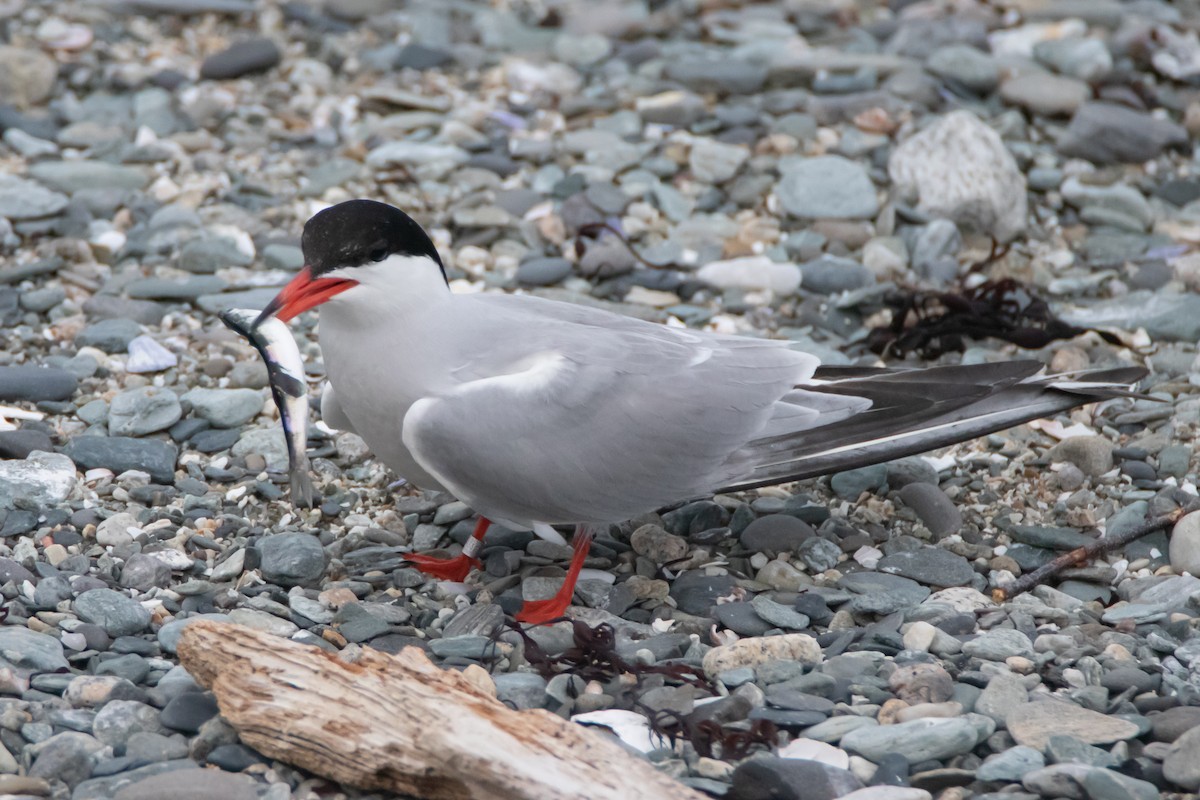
[126,335,178,374]
[696,255,802,295]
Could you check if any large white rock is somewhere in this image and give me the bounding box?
[888,110,1028,242]
[0,451,77,509]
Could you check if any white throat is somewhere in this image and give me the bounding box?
[314,252,456,491]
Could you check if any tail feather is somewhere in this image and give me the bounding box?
[715,362,1148,493]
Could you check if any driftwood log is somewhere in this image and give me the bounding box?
[176,620,705,800]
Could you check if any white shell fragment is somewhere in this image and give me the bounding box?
[126,335,178,373]
[571,709,663,754]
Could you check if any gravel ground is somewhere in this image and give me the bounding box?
[1,0,1200,799]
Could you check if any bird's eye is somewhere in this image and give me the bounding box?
[369,248,388,263]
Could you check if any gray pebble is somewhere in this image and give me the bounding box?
[182,388,263,428]
[516,257,572,287]
[799,255,874,294]
[830,464,888,499]
[1045,734,1118,768]
[714,602,773,636]
[878,547,973,587]
[777,155,879,220]
[0,365,78,402]
[63,436,178,484]
[76,318,143,353]
[28,732,103,788]
[841,716,985,762]
[926,44,1000,93]
[110,767,261,800]
[493,672,547,710]
[120,554,172,591]
[670,571,738,616]
[977,745,1044,782]
[963,628,1035,661]
[797,537,840,572]
[92,700,166,748]
[200,37,281,80]
[257,533,326,586]
[108,387,182,437]
[740,514,814,554]
[664,59,767,95]
[896,482,962,537]
[1059,102,1188,164]
[0,626,69,672]
[841,572,930,614]
[29,160,149,193]
[751,594,810,630]
[75,588,153,637]
[1049,435,1113,477]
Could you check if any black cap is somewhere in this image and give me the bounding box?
[301,199,445,281]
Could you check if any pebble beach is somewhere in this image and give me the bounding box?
[1,0,1200,798]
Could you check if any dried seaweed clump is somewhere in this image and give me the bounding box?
[867,278,1124,358]
[504,619,780,760]
[507,619,709,688]
[642,707,779,760]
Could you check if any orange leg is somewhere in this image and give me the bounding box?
[516,525,594,624]
[405,517,489,581]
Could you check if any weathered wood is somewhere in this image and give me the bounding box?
[177,620,704,800]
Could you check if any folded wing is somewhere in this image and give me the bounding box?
[715,363,1148,492]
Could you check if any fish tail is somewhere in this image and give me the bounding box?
[290,459,315,508]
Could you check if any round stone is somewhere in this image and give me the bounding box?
[0,365,78,402]
[1168,511,1200,575]
[629,524,688,564]
[200,37,282,80]
[0,627,69,673]
[108,387,183,437]
[257,533,327,587]
[74,589,152,637]
[182,388,264,428]
[877,547,974,588]
[740,514,814,554]
[896,482,962,538]
[777,155,879,220]
[515,257,572,287]
[1048,435,1114,477]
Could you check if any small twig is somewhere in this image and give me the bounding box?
[964,237,1010,275]
[575,222,670,270]
[993,501,1200,603]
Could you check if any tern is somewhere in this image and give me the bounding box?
[258,199,1146,624]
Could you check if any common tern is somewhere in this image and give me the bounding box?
[257,199,1146,624]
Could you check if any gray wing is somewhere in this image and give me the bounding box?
[401,294,818,524]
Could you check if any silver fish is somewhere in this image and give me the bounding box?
[218,307,315,508]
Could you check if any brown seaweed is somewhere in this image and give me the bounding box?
[640,707,779,760]
[505,618,711,690]
[867,277,1124,358]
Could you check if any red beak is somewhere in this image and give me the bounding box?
[256,267,357,326]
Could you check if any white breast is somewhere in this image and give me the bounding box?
[315,255,457,491]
